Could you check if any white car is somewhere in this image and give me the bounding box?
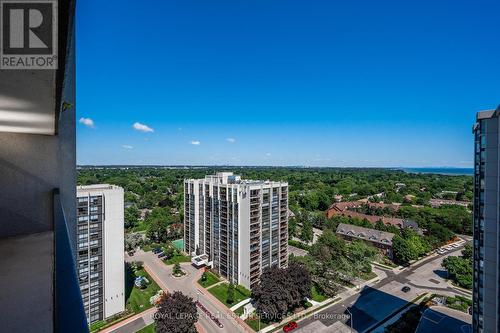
[445,246,454,251]
[452,243,461,249]
[437,248,447,254]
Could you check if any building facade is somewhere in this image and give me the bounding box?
[473,107,500,333]
[184,172,288,290]
[77,185,125,323]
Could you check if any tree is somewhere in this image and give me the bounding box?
[124,206,140,229]
[226,283,235,304]
[392,235,418,264]
[125,233,143,252]
[286,262,312,306]
[300,219,313,243]
[252,263,312,323]
[155,291,198,333]
[253,267,292,323]
[442,256,472,289]
[173,262,182,276]
[288,217,298,238]
[461,243,473,261]
[146,207,176,243]
[392,230,429,265]
[165,246,175,260]
[347,240,377,273]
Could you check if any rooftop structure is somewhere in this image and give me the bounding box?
[416,306,472,333]
[336,223,395,246]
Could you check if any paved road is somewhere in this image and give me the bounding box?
[106,250,248,333]
[296,244,471,333]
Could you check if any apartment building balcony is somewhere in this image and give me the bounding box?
[250,254,260,271]
[250,269,260,279]
[0,191,87,333]
[250,250,260,260]
[250,219,260,226]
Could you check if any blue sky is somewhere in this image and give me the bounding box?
[76,0,500,167]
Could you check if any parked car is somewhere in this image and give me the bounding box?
[152,247,162,254]
[283,321,298,332]
[402,286,411,293]
[127,251,135,256]
[445,246,454,251]
[157,252,165,258]
[452,243,460,248]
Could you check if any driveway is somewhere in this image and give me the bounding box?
[105,250,248,333]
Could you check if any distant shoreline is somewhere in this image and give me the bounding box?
[400,167,473,176]
[76,164,475,176]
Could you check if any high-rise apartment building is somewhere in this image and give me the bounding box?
[77,185,125,323]
[184,172,288,290]
[473,106,500,333]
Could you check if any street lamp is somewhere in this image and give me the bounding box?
[342,305,353,333]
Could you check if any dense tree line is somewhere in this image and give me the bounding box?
[78,166,472,215]
[78,167,472,253]
[291,229,377,297]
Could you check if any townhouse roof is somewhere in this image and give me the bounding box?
[336,223,395,246]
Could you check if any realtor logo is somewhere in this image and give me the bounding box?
[0,0,57,69]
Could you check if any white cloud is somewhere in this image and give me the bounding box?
[132,122,154,133]
[266,152,271,156]
[122,145,133,149]
[226,138,236,143]
[79,117,95,128]
[190,140,201,145]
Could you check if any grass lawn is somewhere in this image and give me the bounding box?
[126,266,161,313]
[198,271,220,288]
[141,242,163,253]
[311,284,327,302]
[136,324,155,333]
[163,254,191,265]
[375,256,398,268]
[360,270,378,281]
[208,283,251,307]
[234,305,245,316]
[245,316,270,332]
[90,265,160,332]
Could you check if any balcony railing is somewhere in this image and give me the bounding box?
[53,189,89,333]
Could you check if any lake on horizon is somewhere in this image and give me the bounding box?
[401,167,474,176]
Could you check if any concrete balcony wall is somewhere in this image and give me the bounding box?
[0,1,76,247]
